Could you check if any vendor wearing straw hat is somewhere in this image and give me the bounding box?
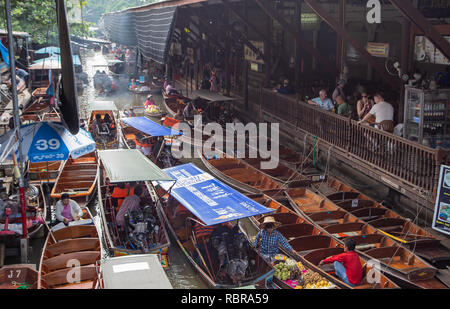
[253,216,296,262]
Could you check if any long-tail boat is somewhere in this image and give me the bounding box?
[50,153,98,209]
[87,101,120,150]
[199,148,285,195]
[285,188,447,289]
[162,91,191,118]
[97,149,172,256]
[0,264,38,289]
[246,193,399,289]
[318,177,450,265]
[37,209,100,289]
[156,163,275,288]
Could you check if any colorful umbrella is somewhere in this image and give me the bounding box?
[0,121,96,163]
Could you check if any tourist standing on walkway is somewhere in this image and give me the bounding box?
[332,79,346,103]
[210,71,217,92]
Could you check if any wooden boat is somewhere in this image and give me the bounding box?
[97,150,171,256]
[158,189,274,288]
[50,153,98,209]
[246,193,399,289]
[37,209,101,289]
[240,154,308,184]
[87,102,119,150]
[128,84,161,95]
[162,92,191,118]
[0,264,38,289]
[40,111,61,122]
[21,97,50,115]
[285,188,447,289]
[27,161,63,184]
[319,177,450,265]
[199,148,285,195]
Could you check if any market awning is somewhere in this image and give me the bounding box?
[29,54,81,70]
[89,101,118,112]
[100,254,173,289]
[34,46,60,55]
[156,163,274,226]
[134,5,178,64]
[190,90,237,102]
[120,116,182,137]
[100,10,138,47]
[98,149,174,183]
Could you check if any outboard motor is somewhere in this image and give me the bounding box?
[226,232,250,282]
[124,206,159,253]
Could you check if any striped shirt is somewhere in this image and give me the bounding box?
[253,229,293,256]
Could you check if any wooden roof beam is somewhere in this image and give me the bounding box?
[388,0,450,61]
[304,0,401,88]
[198,3,269,63]
[254,0,339,78]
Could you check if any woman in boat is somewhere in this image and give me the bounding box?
[144,95,156,108]
[253,216,296,262]
[318,238,362,287]
[55,193,83,225]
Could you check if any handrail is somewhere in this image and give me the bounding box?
[260,88,448,197]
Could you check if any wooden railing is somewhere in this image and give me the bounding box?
[260,88,448,195]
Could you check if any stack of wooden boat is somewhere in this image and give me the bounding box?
[246,193,399,289]
[285,188,447,289]
[316,177,450,265]
[199,149,283,195]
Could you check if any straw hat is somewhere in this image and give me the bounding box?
[260,216,281,229]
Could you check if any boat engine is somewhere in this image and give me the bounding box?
[211,227,250,283]
[124,205,159,253]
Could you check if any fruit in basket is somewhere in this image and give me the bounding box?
[297,261,305,271]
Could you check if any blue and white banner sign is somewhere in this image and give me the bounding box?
[157,163,273,226]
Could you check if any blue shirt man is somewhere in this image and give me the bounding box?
[253,217,295,262]
[308,89,334,111]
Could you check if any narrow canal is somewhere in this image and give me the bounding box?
[77,48,208,289]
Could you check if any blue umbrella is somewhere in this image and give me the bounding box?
[34,46,60,55]
[0,122,96,163]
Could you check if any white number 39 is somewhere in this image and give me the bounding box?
[36,138,60,151]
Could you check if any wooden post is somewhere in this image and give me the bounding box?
[294,0,302,91]
[399,18,411,124]
[264,8,272,87]
[433,145,444,200]
[336,0,345,74]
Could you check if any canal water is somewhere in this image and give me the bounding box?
[77,49,207,289]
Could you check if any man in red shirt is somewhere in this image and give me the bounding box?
[318,238,362,287]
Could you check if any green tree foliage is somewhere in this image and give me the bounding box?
[0,0,93,44]
[83,0,159,24]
